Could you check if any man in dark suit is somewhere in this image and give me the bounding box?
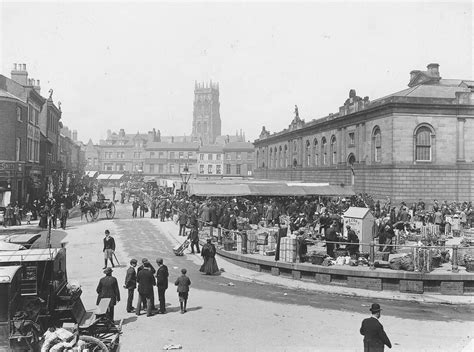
[155,258,169,314]
[325,222,338,258]
[187,211,200,254]
[124,258,138,313]
[137,258,156,311]
[360,303,392,352]
[96,267,120,320]
[136,262,156,317]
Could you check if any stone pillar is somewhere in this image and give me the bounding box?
[337,128,343,164]
[360,122,366,163]
[355,124,360,161]
[457,118,466,161]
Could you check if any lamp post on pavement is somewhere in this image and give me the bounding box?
[180,165,192,196]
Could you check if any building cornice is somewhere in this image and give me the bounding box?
[255,99,474,146]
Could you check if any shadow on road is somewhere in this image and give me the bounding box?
[121,316,138,325]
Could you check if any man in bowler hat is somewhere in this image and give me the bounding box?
[124,258,138,313]
[156,258,169,314]
[360,303,392,352]
[96,267,120,320]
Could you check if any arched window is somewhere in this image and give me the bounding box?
[373,127,382,162]
[313,138,319,166]
[321,137,327,165]
[269,148,273,168]
[293,140,297,152]
[256,150,259,167]
[415,125,434,161]
[284,145,288,167]
[305,140,311,167]
[330,135,337,165]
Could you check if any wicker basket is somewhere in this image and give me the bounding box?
[466,260,474,273]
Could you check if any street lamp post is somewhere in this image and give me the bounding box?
[180,165,192,195]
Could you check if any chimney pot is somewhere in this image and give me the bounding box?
[13,63,17,70]
[427,63,440,77]
[23,64,26,71]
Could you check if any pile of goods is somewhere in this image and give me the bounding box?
[236,216,252,231]
[279,237,297,263]
[257,229,277,256]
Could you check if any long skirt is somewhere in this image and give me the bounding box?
[200,257,219,275]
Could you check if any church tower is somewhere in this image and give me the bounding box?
[191,81,221,144]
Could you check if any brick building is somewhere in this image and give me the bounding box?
[0,64,86,205]
[88,81,255,181]
[254,64,474,203]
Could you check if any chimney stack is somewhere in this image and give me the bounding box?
[72,130,78,142]
[11,63,28,86]
[427,63,440,77]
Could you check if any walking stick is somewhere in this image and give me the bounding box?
[113,252,120,266]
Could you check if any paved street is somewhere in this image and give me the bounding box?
[55,193,474,352]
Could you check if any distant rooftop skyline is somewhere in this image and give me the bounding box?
[1,2,471,143]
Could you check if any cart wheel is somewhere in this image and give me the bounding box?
[106,202,116,219]
[79,335,109,352]
[92,208,100,220]
[85,210,93,222]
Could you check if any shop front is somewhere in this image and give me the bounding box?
[0,161,26,207]
[25,165,43,206]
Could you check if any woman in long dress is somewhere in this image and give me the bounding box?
[200,239,219,275]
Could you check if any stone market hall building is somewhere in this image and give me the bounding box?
[254,64,474,203]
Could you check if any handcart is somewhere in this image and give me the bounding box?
[173,239,190,256]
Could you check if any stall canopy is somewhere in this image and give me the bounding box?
[97,174,111,180]
[187,181,354,197]
[143,176,157,183]
[85,171,98,178]
[108,174,124,180]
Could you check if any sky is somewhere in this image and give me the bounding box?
[0,1,472,144]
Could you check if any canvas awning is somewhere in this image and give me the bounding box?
[108,174,124,180]
[97,174,111,180]
[85,171,98,178]
[187,181,354,197]
[188,183,252,197]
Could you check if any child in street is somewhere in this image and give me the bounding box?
[26,209,32,225]
[174,268,191,314]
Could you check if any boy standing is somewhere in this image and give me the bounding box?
[174,268,191,314]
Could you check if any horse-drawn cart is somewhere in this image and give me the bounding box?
[80,198,116,222]
[0,248,121,351]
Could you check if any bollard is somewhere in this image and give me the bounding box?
[296,238,300,263]
[241,232,248,254]
[452,245,459,273]
[369,241,375,270]
[217,227,222,245]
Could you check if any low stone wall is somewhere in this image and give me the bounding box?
[217,248,474,296]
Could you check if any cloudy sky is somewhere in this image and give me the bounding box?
[1,1,472,144]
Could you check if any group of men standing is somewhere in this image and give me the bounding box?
[123,257,169,317]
